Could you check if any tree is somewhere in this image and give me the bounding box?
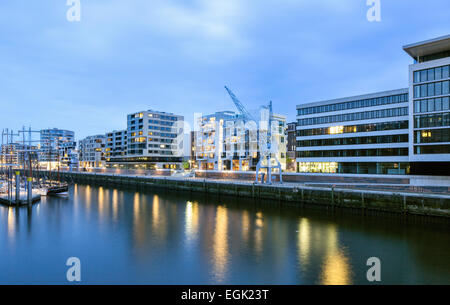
[182,161,190,170]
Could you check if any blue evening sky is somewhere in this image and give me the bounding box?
[0,0,448,140]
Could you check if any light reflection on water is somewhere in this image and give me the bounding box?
[185,201,199,248]
[0,184,449,284]
[212,205,229,283]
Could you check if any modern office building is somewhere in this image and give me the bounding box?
[78,135,106,168]
[296,35,450,175]
[404,35,450,175]
[296,89,409,174]
[195,110,287,171]
[108,110,184,169]
[105,130,127,165]
[40,128,75,165]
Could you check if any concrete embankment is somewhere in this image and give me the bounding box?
[31,170,450,218]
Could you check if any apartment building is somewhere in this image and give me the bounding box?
[59,141,78,169]
[108,110,184,169]
[286,122,297,172]
[105,130,127,165]
[78,135,106,168]
[40,128,75,165]
[195,110,286,171]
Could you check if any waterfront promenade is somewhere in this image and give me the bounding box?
[32,169,450,218]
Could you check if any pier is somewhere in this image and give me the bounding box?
[0,191,41,206]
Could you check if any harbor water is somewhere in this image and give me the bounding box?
[0,184,449,284]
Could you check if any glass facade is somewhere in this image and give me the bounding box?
[414,128,450,144]
[297,107,408,127]
[297,93,408,116]
[298,162,338,173]
[412,61,450,157]
[298,134,408,147]
[298,121,408,137]
[297,148,408,158]
[413,64,450,83]
[413,80,450,98]
[297,162,409,175]
[414,145,450,154]
[414,112,450,128]
[416,51,450,63]
[414,96,450,113]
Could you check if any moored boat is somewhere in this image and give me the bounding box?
[46,183,69,196]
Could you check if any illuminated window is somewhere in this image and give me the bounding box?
[299,162,338,173]
[329,126,344,134]
[421,131,432,138]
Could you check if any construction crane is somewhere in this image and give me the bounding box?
[223,86,283,184]
[255,100,283,185]
[224,86,256,122]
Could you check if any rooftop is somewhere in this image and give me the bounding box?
[296,88,408,109]
[403,34,450,59]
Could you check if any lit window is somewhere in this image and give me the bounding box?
[329,126,344,134]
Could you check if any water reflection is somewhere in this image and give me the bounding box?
[241,210,250,242]
[212,205,229,282]
[0,184,448,284]
[297,217,311,271]
[185,201,199,248]
[319,225,352,285]
[112,189,118,221]
[85,185,91,213]
[98,187,105,221]
[7,207,15,242]
[132,192,146,248]
[254,211,264,257]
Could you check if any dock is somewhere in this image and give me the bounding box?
[0,190,41,206]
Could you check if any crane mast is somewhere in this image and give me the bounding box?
[224,86,256,122]
[224,86,283,184]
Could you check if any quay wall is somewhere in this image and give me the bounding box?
[195,170,411,184]
[30,170,450,218]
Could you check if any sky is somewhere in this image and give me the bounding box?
[0,0,449,140]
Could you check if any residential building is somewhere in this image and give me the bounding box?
[108,110,184,169]
[78,135,106,168]
[190,130,197,168]
[105,130,127,166]
[40,128,75,166]
[195,110,286,171]
[286,122,297,172]
[59,141,78,169]
[1,143,39,166]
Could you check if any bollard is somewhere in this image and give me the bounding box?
[15,171,20,205]
[27,177,33,205]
